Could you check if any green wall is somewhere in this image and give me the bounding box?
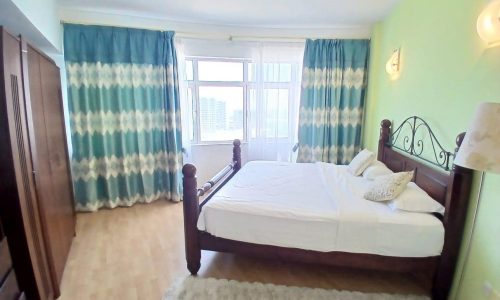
[364,0,500,299]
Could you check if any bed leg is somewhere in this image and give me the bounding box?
[187,254,201,275]
[233,139,241,171]
[183,164,201,275]
[432,276,446,300]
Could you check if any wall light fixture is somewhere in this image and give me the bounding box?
[385,48,401,78]
[477,0,500,47]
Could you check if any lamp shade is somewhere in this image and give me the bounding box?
[385,48,400,76]
[477,0,500,47]
[454,102,500,173]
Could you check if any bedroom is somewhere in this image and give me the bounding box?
[0,0,498,299]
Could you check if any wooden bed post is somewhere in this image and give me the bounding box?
[432,133,473,300]
[182,164,201,275]
[378,119,391,161]
[233,139,241,171]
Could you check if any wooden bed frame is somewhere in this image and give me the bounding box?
[182,118,473,300]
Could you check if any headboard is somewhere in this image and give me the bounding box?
[377,117,473,299]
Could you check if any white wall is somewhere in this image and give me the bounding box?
[11,0,62,52]
[189,143,248,185]
[58,8,372,39]
[0,0,60,54]
[1,1,68,147]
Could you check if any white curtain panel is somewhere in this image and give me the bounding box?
[176,38,304,162]
[247,43,304,162]
[174,40,193,163]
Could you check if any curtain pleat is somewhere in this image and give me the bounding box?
[64,24,183,212]
[297,39,370,164]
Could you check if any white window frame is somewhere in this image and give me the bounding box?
[185,56,300,145]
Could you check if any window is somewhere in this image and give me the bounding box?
[185,57,300,144]
[249,88,289,138]
[198,61,243,82]
[199,86,244,141]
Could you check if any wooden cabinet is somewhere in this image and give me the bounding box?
[0,27,75,299]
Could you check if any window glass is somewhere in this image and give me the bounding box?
[185,60,194,81]
[248,63,292,82]
[198,86,244,141]
[248,89,257,139]
[248,63,257,82]
[264,89,289,138]
[248,89,289,138]
[184,55,301,144]
[187,87,194,141]
[198,61,243,82]
[264,63,292,82]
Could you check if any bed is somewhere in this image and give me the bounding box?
[182,117,473,300]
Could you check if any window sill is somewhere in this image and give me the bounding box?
[190,141,247,147]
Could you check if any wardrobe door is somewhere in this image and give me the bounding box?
[0,28,54,300]
[25,45,75,296]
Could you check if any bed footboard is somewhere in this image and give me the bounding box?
[182,139,242,275]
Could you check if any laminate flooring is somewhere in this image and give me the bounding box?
[59,200,431,300]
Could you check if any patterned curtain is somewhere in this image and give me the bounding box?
[64,24,183,212]
[297,39,370,164]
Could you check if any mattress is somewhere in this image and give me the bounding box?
[197,161,444,257]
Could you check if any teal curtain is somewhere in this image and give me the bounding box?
[64,24,183,212]
[297,39,370,164]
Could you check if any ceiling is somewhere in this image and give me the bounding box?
[58,0,400,29]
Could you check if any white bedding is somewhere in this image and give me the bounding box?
[197,161,444,257]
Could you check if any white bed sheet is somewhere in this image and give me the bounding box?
[197,161,444,257]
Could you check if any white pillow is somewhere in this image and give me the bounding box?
[362,160,393,180]
[364,171,414,201]
[348,149,375,176]
[388,182,445,214]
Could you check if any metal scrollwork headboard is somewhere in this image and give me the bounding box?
[386,116,455,171]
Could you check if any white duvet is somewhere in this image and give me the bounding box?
[197,161,444,257]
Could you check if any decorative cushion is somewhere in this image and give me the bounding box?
[388,182,445,214]
[362,160,393,180]
[364,171,414,202]
[348,149,375,176]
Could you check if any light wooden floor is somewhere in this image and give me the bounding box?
[59,200,431,300]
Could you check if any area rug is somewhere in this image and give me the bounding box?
[164,276,430,300]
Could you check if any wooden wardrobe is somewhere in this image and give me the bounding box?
[0,27,75,299]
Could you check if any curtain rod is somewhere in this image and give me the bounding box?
[175,33,306,43]
[60,21,369,43]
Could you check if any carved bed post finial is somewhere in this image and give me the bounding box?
[182,163,201,275]
[378,120,392,161]
[455,132,466,154]
[182,163,197,179]
[233,139,242,171]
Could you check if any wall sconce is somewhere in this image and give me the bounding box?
[385,48,401,78]
[477,0,500,47]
